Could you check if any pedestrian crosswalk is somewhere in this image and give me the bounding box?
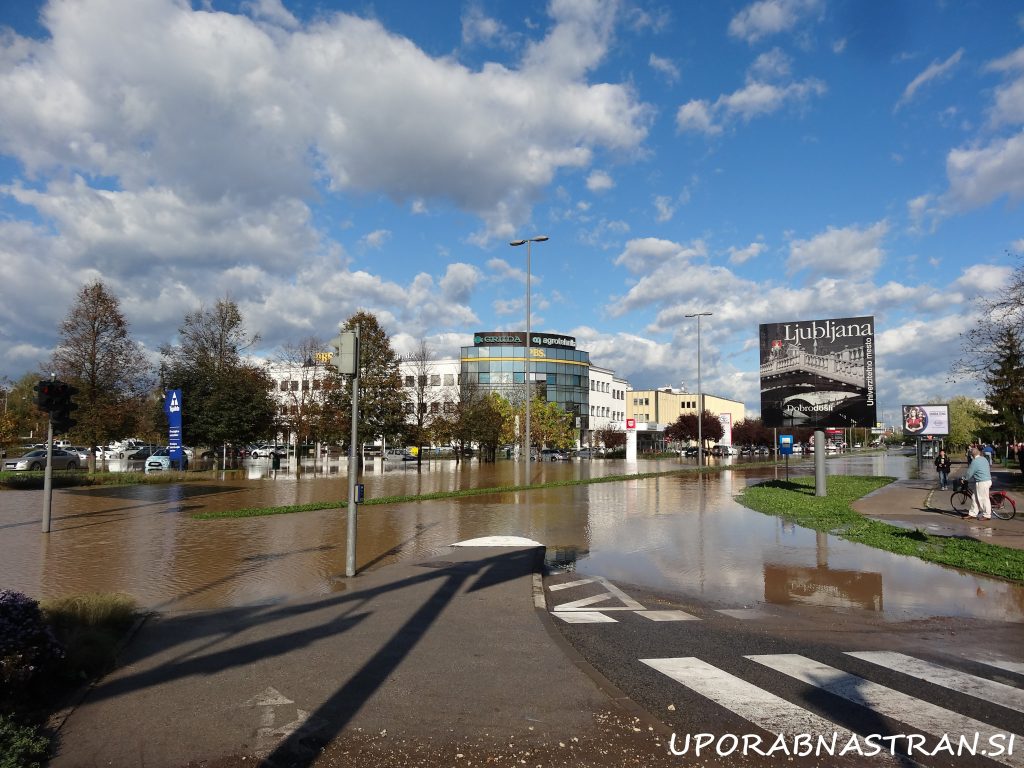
[641,652,1024,767]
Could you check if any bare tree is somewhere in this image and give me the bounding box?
[277,336,331,455]
[51,280,152,458]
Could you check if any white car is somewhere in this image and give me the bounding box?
[145,448,189,472]
[251,444,286,459]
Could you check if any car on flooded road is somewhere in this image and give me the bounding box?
[3,448,82,471]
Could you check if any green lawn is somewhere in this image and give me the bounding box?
[738,475,1024,583]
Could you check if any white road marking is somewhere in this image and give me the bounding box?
[634,610,699,621]
[551,576,645,612]
[548,578,596,591]
[748,654,1024,768]
[245,687,293,707]
[640,657,866,743]
[847,651,1024,713]
[553,610,617,623]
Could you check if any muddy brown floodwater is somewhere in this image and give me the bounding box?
[1,454,1022,621]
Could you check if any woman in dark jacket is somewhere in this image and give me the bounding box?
[934,449,951,490]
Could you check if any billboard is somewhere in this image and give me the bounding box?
[901,404,949,436]
[759,316,876,429]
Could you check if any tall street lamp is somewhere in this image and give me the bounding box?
[686,311,712,466]
[510,235,548,462]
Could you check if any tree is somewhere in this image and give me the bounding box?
[276,336,333,452]
[983,327,1024,445]
[49,280,152,454]
[665,410,724,450]
[325,311,407,450]
[159,297,276,455]
[954,253,1024,381]
[947,395,988,449]
[530,396,576,449]
[732,418,772,447]
[403,339,457,469]
[594,425,626,452]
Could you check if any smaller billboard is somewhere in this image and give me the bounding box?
[901,404,949,436]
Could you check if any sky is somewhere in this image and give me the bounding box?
[1,0,1022,424]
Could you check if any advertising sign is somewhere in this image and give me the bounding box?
[473,331,577,349]
[718,413,732,446]
[163,388,183,467]
[759,316,876,429]
[901,404,949,436]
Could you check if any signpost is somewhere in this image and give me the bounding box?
[779,434,793,481]
[164,388,184,469]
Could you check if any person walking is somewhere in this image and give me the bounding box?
[934,449,951,490]
[982,442,994,465]
[962,445,992,520]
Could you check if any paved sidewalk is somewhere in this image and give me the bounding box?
[853,465,1024,551]
[49,540,673,768]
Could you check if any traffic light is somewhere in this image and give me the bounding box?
[50,382,79,435]
[33,380,59,412]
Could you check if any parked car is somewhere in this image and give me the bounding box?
[540,449,569,461]
[3,448,81,471]
[145,448,188,473]
[682,447,699,457]
[251,444,287,459]
[127,445,161,461]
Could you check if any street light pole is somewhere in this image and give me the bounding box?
[686,312,712,467]
[510,235,548,463]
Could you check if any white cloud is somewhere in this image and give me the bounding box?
[728,240,766,264]
[985,46,1024,128]
[461,4,507,46]
[676,100,721,135]
[676,63,826,135]
[241,0,299,29]
[728,0,823,44]
[649,53,680,83]
[1013,238,1024,252]
[787,221,889,278]
[895,48,964,111]
[943,131,1024,212]
[0,0,652,244]
[586,170,615,192]
[612,237,705,274]
[360,229,392,250]
[653,195,674,222]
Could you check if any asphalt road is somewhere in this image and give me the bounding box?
[544,573,1024,768]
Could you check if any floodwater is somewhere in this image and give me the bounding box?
[1,453,1021,622]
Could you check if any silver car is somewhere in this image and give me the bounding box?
[3,448,82,471]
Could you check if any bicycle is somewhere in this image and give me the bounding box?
[950,478,1017,520]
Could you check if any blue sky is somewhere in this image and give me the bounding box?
[0,0,1022,423]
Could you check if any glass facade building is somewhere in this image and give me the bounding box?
[460,331,591,429]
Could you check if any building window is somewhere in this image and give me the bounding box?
[291,381,299,392]
[430,375,441,386]
[444,374,455,386]
[418,375,427,387]
[430,402,440,414]
[405,376,414,387]
[280,380,289,391]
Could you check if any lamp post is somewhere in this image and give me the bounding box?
[686,312,712,466]
[510,235,548,462]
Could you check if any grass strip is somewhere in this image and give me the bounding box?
[191,466,707,520]
[738,475,1024,583]
[0,469,244,490]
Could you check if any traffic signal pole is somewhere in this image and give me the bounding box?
[345,323,360,578]
[42,418,54,533]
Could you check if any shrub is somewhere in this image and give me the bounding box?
[40,594,137,682]
[0,591,64,705]
[0,713,49,768]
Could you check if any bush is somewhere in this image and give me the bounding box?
[0,591,63,705]
[40,594,137,682]
[0,713,49,768]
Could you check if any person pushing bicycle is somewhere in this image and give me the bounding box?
[961,445,992,520]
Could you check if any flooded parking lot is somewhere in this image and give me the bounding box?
[1,453,1021,621]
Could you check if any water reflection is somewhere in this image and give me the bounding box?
[1,454,1021,622]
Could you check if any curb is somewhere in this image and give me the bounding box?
[46,610,152,735]
[531,555,674,740]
